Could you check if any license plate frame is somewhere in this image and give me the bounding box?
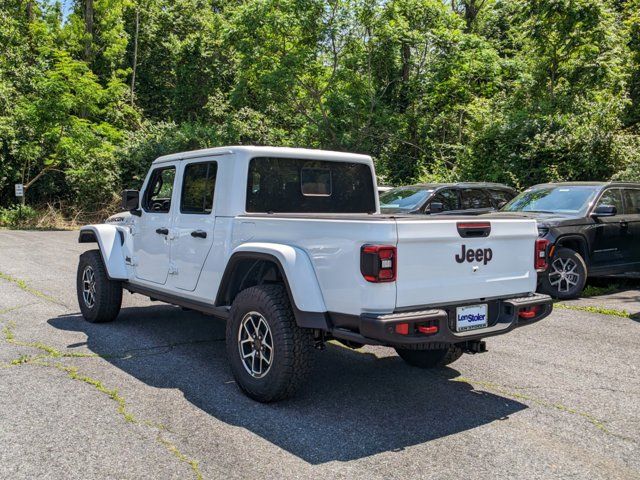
[456,304,488,332]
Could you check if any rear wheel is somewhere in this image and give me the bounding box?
[76,249,122,323]
[226,284,313,402]
[395,345,463,369]
[540,248,587,299]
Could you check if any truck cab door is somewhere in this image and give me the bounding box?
[171,160,218,291]
[590,188,626,270]
[133,165,177,284]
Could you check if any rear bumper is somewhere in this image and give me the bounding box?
[330,293,553,347]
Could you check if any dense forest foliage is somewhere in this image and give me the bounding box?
[1,0,640,217]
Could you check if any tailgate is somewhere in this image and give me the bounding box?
[395,218,538,308]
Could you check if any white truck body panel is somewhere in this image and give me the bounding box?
[228,217,398,315]
[80,225,129,280]
[395,218,537,308]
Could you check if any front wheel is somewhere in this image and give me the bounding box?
[226,284,313,402]
[395,346,463,369]
[76,249,122,323]
[540,248,587,299]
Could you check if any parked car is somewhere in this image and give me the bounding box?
[379,183,517,215]
[499,182,640,299]
[76,146,551,402]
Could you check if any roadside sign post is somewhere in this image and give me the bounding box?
[15,183,24,199]
[15,184,24,222]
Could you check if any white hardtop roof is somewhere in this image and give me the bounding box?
[153,145,372,164]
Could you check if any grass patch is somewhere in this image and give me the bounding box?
[581,283,620,297]
[555,303,631,318]
[0,271,62,305]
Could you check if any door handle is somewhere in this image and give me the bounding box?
[155,228,169,235]
[191,230,207,239]
[620,220,629,228]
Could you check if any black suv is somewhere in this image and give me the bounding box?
[379,183,517,215]
[500,182,640,299]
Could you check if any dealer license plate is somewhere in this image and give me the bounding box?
[456,304,488,332]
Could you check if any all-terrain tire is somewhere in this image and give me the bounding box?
[395,345,463,369]
[539,247,587,300]
[77,249,122,323]
[226,284,314,402]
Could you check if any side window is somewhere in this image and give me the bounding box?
[622,189,640,215]
[596,189,623,215]
[181,162,218,214]
[143,167,176,213]
[430,189,459,211]
[461,188,492,210]
[487,189,513,208]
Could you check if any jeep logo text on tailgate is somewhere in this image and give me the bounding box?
[455,245,493,265]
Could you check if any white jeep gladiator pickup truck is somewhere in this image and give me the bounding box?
[77,146,552,402]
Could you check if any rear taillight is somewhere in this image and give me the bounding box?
[535,239,549,272]
[519,305,542,319]
[361,245,397,282]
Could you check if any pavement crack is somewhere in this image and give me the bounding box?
[0,304,32,315]
[3,320,224,361]
[1,321,206,479]
[452,375,635,444]
[0,271,66,307]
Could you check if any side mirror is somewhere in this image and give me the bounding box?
[592,205,617,217]
[497,200,508,209]
[429,201,444,214]
[121,189,140,213]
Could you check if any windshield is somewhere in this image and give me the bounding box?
[380,187,432,211]
[503,186,599,214]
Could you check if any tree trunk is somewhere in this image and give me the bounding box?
[400,42,411,112]
[401,42,411,83]
[463,0,483,32]
[84,0,94,62]
[130,8,139,107]
[25,0,34,22]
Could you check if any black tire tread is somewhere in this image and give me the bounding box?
[77,249,122,323]
[395,345,463,369]
[226,284,313,402]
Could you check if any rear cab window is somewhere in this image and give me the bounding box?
[246,157,375,213]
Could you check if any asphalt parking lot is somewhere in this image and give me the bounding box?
[1,230,639,479]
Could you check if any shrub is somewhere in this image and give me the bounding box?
[0,204,39,228]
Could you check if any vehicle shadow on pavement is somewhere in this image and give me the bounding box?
[49,305,527,464]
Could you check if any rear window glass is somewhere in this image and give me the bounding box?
[181,161,217,214]
[246,157,375,213]
[301,168,331,196]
